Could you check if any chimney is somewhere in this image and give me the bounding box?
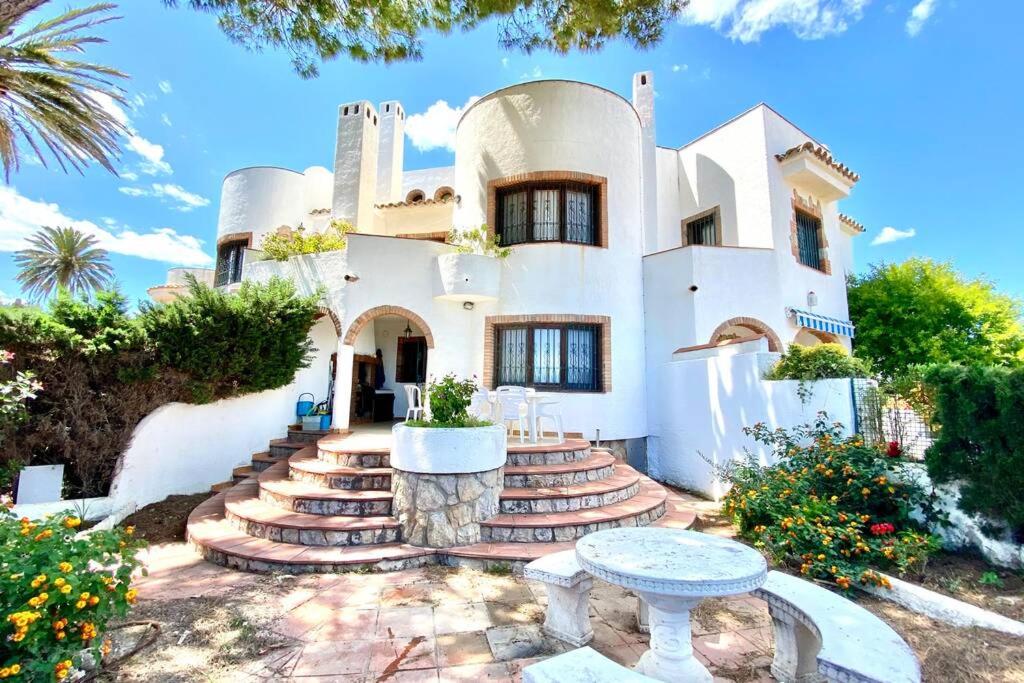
[632,71,658,253]
[376,101,405,204]
[332,100,379,230]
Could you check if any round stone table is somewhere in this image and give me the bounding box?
[576,528,767,683]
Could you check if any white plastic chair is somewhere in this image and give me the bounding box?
[535,400,564,443]
[469,390,494,422]
[404,385,424,421]
[495,386,528,444]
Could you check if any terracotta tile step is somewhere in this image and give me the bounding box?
[499,466,642,514]
[268,438,307,458]
[209,480,234,493]
[504,451,614,475]
[506,438,591,454]
[288,452,391,490]
[232,465,254,481]
[443,541,575,563]
[258,462,392,516]
[250,451,286,472]
[187,497,431,573]
[649,491,700,530]
[223,484,400,546]
[287,427,336,444]
[503,451,616,488]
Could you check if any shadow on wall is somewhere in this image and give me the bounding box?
[695,154,738,246]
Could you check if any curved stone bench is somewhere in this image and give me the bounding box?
[523,646,654,683]
[754,570,921,683]
[524,550,594,646]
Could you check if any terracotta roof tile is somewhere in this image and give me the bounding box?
[839,213,865,233]
[375,195,455,209]
[775,141,860,183]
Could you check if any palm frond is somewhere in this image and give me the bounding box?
[0,3,127,180]
[14,226,114,301]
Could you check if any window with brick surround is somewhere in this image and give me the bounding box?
[494,323,602,391]
[682,207,721,246]
[795,210,824,271]
[496,181,599,246]
[215,239,247,287]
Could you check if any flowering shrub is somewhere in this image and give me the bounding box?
[259,220,351,261]
[0,510,145,680]
[408,374,489,428]
[723,415,940,592]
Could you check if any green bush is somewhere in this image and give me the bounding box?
[409,374,486,428]
[765,343,871,381]
[0,278,319,496]
[0,510,145,680]
[259,221,351,262]
[723,415,940,592]
[447,226,512,259]
[924,364,1024,540]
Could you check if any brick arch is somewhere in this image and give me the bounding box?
[709,316,782,353]
[794,327,840,346]
[314,306,342,336]
[343,305,435,348]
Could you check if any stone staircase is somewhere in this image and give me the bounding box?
[187,429,696,573]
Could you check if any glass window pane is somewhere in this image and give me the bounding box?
[796,212,821,270]
[531,328,561,384]
[566,327,597,390]
[687,213,716,246]
[532,189,560,241]
[501,191,529,245]
[497,327,528,385]
[565,189,593,244]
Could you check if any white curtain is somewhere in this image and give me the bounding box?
[532,189,560,241]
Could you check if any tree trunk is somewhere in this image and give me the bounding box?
[0,0,51,36]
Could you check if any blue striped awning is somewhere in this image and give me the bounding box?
[788,308,856,338]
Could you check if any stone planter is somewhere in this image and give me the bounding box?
[391,423,506,548]
[15,464,64,505]
[435,253,501,302]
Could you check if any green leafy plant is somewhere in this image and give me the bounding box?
[259,221,351,262]
[447,226,512,259]
[0,350,41,431]
[13,227,114,302]
[408,374,487,428]
[978,571,1004,588]
[923,363,1024,540]
[722,414,941,592]
[0,510,145,680]
[765,343,872,381]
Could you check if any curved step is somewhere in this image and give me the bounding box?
[505,439,592,467]
[498,465,641,514]
[250,451,284,473]
[503,451,616,488]
[258,462,392,516]
[187,494,431,573]
[269,438,306,459]
[288,451,391,490]
[223,481,400,546]
[482,478,668,543]
[316,433,391,467]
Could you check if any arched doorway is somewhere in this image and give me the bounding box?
[793,327,840,347]
[708,316,782,353]
[343,306,435,424]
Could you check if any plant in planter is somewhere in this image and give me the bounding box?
[447,226,512,259]
[409,374,488,428]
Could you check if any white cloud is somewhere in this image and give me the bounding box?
[671,63,688,72]
[681,0,869,42]
[501,57,510,68]
[161,113,172,127]
[520,65,544,80]
[0,185,212,266]
[871,226,916,245]
[118,183,210,211]
[158,80,173,94]
[126,134,172,175]
[905,0,937,36]
[121,171,139,182]
[404,97,480,152]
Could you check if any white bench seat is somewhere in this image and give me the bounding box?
[523,646,655,683]
[754,570,921,683]
[524,549,594,646]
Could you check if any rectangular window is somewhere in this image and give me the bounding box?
[215,240,247,287]
[395,336,428,383]
[684,209,719,246]
[795,211,823,271]
[495,323,601,391]
[496,182,598,247]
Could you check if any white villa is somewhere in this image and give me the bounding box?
[131,72,864,570]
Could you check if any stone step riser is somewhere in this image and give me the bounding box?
[318,451,391,468]
[191,542,433,574]
[224,510,400,547]
[289,469,391,491]
[503,464,615,489]
[481,504,666,543]
[270,444,303,459]
[499,481,640,514]
[505,448,591,467]
[258,488,392,517]
[287,430,327,444]
[251,458,284,473]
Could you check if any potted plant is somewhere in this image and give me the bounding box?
[435,226,509,302]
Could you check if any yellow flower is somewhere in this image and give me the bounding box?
[60,584,73,594]
[88,596,100,606]
[126,588,138,604]
[58,562,73,573]
[64,516,82,528]
[125,525,135,535]
[54,577,66,587]
[75,600,86,609]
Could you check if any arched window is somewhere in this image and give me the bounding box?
[434,186,455,202]
[406,190,425,204]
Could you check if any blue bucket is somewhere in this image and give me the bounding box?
[296,393,314,418]
[319,414,332,430]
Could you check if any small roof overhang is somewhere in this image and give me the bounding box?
[787,308,856,338]
[776,142,859,202]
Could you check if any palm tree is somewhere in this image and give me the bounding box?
[0,3,127,180]
[14,226,114,300]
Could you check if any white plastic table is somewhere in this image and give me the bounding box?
[576,528,767,683]
[485,390,558,443]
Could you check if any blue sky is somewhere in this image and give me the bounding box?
[2,0,1022,307]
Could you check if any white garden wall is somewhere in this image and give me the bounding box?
[646,339,855,499]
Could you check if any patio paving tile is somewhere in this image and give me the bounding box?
[435,631,495,668]
[376,606,436,638]
[306,607,380,641]
[382,584,436,607]
[437,662,514,682]
[291,639,373,677]
[694,630,766,668]
[434,603,493,634]
[369,635,438,673]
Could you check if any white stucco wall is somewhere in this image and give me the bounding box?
[376,101,405,204]
[402,166,455,200]
[217,167,306,244]
[373,203,453,235]
[452,80,649,440]
[646,340,855,498]
[333,101,380,230]
[106,317,337,510]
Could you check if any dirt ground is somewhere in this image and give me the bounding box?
[903,552,1024,622]
[119,492,209,544]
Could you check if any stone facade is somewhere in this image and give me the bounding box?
[392,467,503,547]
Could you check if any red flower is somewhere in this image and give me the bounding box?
[870,522,895,536]
[886,441,902,458]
